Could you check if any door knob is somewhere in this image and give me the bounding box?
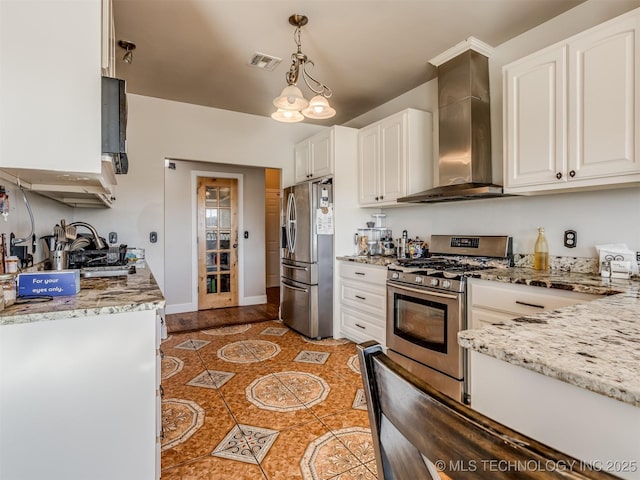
[569,170,576,178]
[556,172,563,179]
[233,243,238,248]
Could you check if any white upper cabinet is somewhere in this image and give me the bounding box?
[294,128,334,183]
[358,108,433,207]
[0,0,115,207]
[504,9,640,193]
[0,0,102,174]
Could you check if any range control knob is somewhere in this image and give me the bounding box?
[415,276,423,284]
[429,278,439,287]
[391,272,400,280]
[442,280,452,289]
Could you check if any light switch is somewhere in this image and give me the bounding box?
[150,231,158,243]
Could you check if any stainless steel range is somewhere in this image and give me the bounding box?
[386,235,512,404]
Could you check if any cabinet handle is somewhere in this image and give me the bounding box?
[354,272,366,276]
[355,295,366,300]
[159,348,164,359]
[160,427,165,441]
[375,196,379,201]
[380,195,384,200]
[515,300,545,309]
[556,172,562,180]
[355,323,366,330]
[569,170,576,178]
[159,385,165,398]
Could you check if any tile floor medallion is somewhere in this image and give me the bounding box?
[247,371,330,411]
[174,339,211,351]
[186,370,236,389]
[211,424,279,464]
[161,398,206,451]
[160,320,377,480]
[300,427,376,480]
[294,350,331,365]
[260,327,289,336]
[161,355,184,380]
[352,389,368,411]
[218,340,281,363]
[347,354,361,374]
[302,336,351,346]
[201,324,252,336]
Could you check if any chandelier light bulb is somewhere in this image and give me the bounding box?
[271,108,304,123]
[302,95,336,119]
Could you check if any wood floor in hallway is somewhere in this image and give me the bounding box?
[166,288,280,334]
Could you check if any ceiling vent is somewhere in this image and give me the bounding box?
[248,52,282,71]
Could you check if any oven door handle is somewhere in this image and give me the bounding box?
[388,284,460,300]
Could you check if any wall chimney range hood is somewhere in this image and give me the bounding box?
[398,38,508,204]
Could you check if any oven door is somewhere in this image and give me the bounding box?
[386,282,464,380]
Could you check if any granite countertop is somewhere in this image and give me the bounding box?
[337,255,398,267]
[0,267,166,326]
[459,268,640,407]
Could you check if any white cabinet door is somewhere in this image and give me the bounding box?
[504,47,567,189]
[358,124,380,205]
[294,140,311,183]
[569,14,640,179]
[504,8,640,194]
[310,129,333,179]
[294,129,334,183]
[379,113,406,202]
[0,0,101,174]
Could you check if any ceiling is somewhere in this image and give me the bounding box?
[112,0,584,125]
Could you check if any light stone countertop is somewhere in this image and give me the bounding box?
[459,268,640,407]
[0,267,165,326]
[337,255,398,267]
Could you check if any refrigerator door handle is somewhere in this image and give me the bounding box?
[283,264,309,272]
[286,192,297,254]
[282,282,308,293]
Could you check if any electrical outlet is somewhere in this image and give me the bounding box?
[564,230,577,248]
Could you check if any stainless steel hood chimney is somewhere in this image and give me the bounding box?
[398,38,507,203]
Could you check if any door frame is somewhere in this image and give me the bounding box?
[190,170,244,309]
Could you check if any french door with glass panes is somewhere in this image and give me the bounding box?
[197,177,238,309]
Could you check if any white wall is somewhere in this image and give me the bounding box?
[0,186,72,264]
[347,0,640,257]
[164,159,266,312]
[77,94,325,292]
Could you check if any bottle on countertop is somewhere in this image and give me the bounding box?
[534,227,549,270]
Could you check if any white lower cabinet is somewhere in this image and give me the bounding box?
[0,309,160,480]
[471,352,640,480]
[468,278,599,329]
[337,262,387,347]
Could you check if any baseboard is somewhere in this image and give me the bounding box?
[165,303,196,315]
[240,295,267,306]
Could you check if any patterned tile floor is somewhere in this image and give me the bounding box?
[160,320,377,479]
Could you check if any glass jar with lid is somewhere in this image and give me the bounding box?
[0,273,16,307]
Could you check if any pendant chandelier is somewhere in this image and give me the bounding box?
[271,14,336,123]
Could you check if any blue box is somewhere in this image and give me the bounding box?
[17,270,80,297]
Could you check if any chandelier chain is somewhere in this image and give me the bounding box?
[286,26,332,98]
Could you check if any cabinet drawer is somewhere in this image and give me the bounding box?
[470,307,518,329]
[341,281,386,314]
[339,261,388,285]
[340,306,386,345]
[470,279,599,316]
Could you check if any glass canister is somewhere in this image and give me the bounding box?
[0,273,16,307]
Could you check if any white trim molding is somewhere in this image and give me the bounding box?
[429,36,494,66]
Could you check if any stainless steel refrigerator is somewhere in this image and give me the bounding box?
[281,177,333,339]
